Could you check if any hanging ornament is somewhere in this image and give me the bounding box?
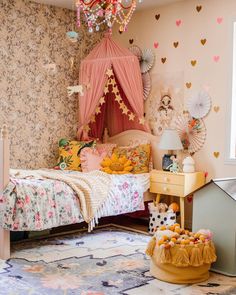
[75,0,137,33]
[67,85,84,96]
[186,90,212,119]
[66,31,79,43]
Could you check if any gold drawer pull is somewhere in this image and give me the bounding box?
[163,186,169,192]
[164,177,169,182]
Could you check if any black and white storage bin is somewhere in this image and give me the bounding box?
[148,202,176,234]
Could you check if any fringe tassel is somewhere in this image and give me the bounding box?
[145,237,156,257]
[190,245,203,266]
[88,193,114,232]
[203,242,217,264]
[159,247,172,264]
[172,246,189,267]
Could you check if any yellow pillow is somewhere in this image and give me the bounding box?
[55,139,95,171]
[101,154,133,174]
[113,144,151,174]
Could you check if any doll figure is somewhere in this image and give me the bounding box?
[166,156,181,173]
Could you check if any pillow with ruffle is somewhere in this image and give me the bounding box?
[80,147,107,172]
[96,143,117,157]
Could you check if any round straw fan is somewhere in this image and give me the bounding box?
[173,113,207,154]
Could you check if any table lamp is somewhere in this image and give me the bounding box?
[158,129,183,171]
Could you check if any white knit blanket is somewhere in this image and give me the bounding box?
[10,169,112,231]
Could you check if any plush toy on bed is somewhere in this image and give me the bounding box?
[101,153,134,174]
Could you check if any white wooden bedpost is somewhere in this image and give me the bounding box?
[0,125,10,259]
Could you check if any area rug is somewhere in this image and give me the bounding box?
[0,226,235,295]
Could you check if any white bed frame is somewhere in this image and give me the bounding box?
[0,126,159,259]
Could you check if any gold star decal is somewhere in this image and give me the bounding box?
[119,102,126,110]
[83,125,91,132]
[128,113,135,121]
[122,107,129,115]
[104,86,109,95]
[90,115,96,123]
[95,106,101,115]
[115,95,122,103]
[106,68,113,77]
[139,117,145,125]
[112,85,118,93]
[110,79,116,86]
[99,97,106,105]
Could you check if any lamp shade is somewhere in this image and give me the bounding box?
[158,129,183,151]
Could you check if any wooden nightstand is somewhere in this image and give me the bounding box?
[150,170,205,228]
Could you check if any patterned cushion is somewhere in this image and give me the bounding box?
[101,153,133,174]
[55,139,95,171]
[80,147,107,172]
[113,144,151,174]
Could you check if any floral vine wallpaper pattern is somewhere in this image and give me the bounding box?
[0,0,103,169]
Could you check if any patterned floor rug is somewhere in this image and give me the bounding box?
[0,226,236,295]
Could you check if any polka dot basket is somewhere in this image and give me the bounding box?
[148,202,176,234]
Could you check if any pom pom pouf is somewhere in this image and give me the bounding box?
[146,224,217,284]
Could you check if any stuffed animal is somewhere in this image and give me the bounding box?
[168,202,180,213]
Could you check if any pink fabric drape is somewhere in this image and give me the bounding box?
[78,60,111,139]
[77,35,150,140]
[89,76,147,139]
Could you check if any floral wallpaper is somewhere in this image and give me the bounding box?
[0,0,103,169]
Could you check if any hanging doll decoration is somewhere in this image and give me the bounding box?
[153,88,175,135]
[158,91,174,116]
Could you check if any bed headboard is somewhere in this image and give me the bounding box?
[104,129,160,169]
[0,125,9,193]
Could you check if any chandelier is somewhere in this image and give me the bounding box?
[76,0,138,33]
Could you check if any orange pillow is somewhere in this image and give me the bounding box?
[101,154,133,174]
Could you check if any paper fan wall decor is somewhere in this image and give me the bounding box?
[142,72,151,100]
[140,49,155,73]
[173,113,207,154]
[129,45,142,61]
[186,90,211,119]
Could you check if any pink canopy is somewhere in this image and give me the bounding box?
[77,34,150,140]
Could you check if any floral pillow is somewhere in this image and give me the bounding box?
[80,147,107,172]
[113,144,151,174]
[55,139,95,171]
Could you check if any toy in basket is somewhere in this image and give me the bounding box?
[148,202,179,234]
[146,224,217,284]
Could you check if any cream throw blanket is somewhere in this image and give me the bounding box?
[10,169,111,231]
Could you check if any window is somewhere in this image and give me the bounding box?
[230,22,236,160]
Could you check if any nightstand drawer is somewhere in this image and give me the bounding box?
[150,182,184,196]
[150,172,185,186]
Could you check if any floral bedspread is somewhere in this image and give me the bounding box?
[0,171,149,231]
